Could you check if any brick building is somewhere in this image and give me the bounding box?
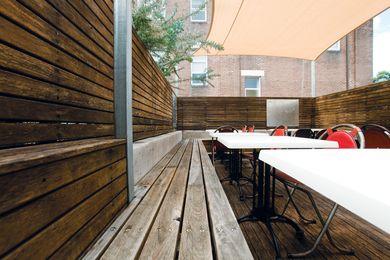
[166,0,373,97]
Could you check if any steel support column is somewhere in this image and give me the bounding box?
[114,0,134,201]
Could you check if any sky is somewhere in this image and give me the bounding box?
[373,8,390,76]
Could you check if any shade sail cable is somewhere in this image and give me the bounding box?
[218,0,244,55]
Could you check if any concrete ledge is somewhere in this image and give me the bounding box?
[133,131,182,183]
[182,130,211,140]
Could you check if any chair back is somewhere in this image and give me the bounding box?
[319,124,365,149]
[294,128,314,138]
[214,125,239,133]
[361,124,390,148]
[314,129,326,139]
[270,125,288,136]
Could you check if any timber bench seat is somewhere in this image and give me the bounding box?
[0,138,128,259]
[83,139,253,259]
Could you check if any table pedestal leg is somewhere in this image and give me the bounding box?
[221,149,253,201]
[238,159,304,259]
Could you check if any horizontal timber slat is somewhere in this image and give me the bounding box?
[0,96,113,124]
[177,97,313,130]
[0,159,126,256]
[0,15,112,89]
[4,175,127,259]
[132,31,173,141]
[0,142,126,214]
[315,81,390,129]
[0,123,114,148]
[45,0,114,63]
[49,190,127,259]
[0,70,114,112]
[16,0,113,67]
[0,139,127,258]
[0,44,113,101]
[66,0,113,45]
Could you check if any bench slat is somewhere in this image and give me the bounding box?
[0,138,125,175]
[139,140,193,259]
[179,140,213,260]
[198,140,253,260]
[82,141,183,259]
[100,140,189,259]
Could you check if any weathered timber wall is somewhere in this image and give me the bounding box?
[0,139,127,259]
[0,0,115,148]
[132,31,174,141]
[177,82,389,130]
[0,1,129,259]
[177,97,314,130]
[314,81,390,129]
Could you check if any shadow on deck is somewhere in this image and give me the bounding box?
[214,159,390,259]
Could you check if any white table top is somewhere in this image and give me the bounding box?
[259,149,390,234]
[217,135,339,149]
[207,131,269,138]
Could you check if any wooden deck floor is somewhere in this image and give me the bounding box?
[214,160,390,259]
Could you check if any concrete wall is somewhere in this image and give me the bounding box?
[133,131,182,183]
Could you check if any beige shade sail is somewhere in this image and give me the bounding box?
[197,0,390,60]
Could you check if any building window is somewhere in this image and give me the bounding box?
[244,77,261,97]
[191,56,207,86]
[191,0,206,22]
[327,41,341,51]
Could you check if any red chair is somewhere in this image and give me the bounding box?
[361,124,390,148]
[275,123,364,256]
[270,125,287,136]
[247,125,255,132]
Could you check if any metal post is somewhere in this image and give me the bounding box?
[310,61,316,97]
[114,0,134,202]
[346,35,349,90]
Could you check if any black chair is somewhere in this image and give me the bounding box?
[293,128,314,138]
[213,126,238,161]
[314,129,326,139]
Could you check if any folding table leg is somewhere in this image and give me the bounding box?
[305,193,355,255]
[287,203,354,258]
[281,184,316,224]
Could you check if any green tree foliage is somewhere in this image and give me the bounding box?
[373,70,390,83]
[132,0,223,85]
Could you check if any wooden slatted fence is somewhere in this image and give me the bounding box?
[177,97,314,130]
[0,1,129,259]
[0,0,115,148]
[315,81,390,129]
[177,82,389,130]
[132,31,174,141]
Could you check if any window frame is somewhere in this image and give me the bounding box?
[190,0,207,23]
[244,76,261,97]
[191,56,208,86]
